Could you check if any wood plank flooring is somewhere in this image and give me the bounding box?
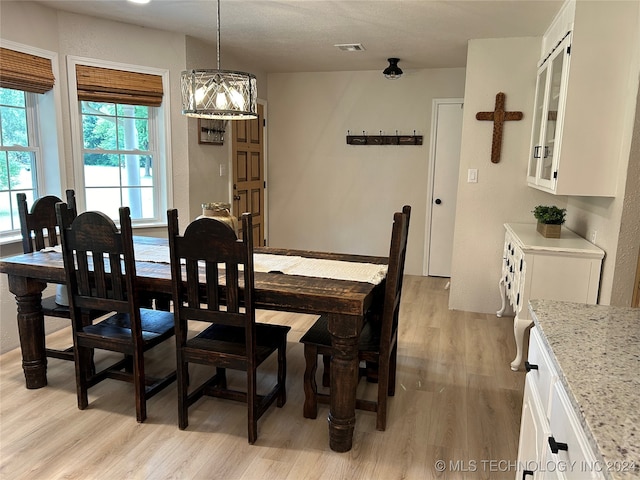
[0,276,525,479]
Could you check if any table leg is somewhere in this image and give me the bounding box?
[510,315,533,371]
[326,313,360,452]
[496,276,507,317]
[7,275,48,389]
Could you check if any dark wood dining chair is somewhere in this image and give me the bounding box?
[168,209,290,444]
[55,204,176,422]
[17,190,104,361]
[300,205,411,431]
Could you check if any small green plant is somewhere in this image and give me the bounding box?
[532,205,566,225]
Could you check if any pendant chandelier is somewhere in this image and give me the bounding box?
[383,58,403,80]
[180,0,257,120]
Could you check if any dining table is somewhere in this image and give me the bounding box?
[0,236,387,452]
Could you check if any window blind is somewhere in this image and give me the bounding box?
[0,47,55,94]
[76,65,163,107]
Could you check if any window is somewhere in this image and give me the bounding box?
[0,87,39,233]
[80,101,158,221]
[0,44,56,236]
[69,59,170,226]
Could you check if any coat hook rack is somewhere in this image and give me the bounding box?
[346,129,423,146]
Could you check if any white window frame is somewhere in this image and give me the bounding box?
[66,56,172,228]
[0,39,64,243]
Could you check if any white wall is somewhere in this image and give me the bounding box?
[449,37,556,314]
[266,68,466,274]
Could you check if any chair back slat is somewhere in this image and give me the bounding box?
[205,261,220,309]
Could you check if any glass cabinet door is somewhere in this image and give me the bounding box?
[528,66,549,181]
[527,34,571,192]
[540,40,568,184]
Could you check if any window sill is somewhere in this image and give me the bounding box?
[0,234,22,247]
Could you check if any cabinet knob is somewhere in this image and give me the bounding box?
[434,198,442,205]
[524,361,538,372]
[522,470,534,480]
[548,436,569,454]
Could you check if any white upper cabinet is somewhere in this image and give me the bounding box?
[526,0,638,196]
[528,34,571,192]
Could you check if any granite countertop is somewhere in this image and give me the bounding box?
[529,299,640,480]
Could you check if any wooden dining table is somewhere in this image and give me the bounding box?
[0,236,387,452]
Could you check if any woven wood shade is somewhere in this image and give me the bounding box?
[0,47,55,94]
[76,65,163,107]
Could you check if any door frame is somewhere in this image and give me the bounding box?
[228,99,268,244]
[423,98,464,276]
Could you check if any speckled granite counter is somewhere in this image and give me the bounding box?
[529,300,639,480]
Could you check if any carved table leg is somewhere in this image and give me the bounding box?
[510,316,534,371]
[7,275,48,389]
[327,313,360,452]
[496,276,507,317]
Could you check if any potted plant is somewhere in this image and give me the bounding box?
[532,205,566,238]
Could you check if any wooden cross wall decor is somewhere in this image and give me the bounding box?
[476,92,523,164]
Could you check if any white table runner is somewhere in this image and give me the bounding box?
[42,245,388,285]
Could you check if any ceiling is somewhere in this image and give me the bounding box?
[19,0,563,73]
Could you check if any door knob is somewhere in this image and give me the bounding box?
[434,198,442,205]
[233,195,241,201]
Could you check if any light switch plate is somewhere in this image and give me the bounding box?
[467,168,478,183]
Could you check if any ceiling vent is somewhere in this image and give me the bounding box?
[334,43,366,52]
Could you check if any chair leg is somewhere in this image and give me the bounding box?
[277,337,287,407]
[177,361,189,430]
[133,349,146,423]
[365,360,379,383]
[123,354,134,373]
[216,367,227,389]
[376,357,389,431]
[303,345,319,419]
[388,343,398,396]
[75,345,91,411]
[247,368,257,444]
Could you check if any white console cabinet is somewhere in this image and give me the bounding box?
[516,327,603,480]
[497,223,603,371]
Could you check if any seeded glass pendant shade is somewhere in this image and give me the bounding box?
[180,0,257,119]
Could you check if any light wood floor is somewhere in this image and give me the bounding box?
[0,276,525,479]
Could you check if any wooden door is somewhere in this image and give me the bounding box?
[232,103,265,246]
[426,99,463,277]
